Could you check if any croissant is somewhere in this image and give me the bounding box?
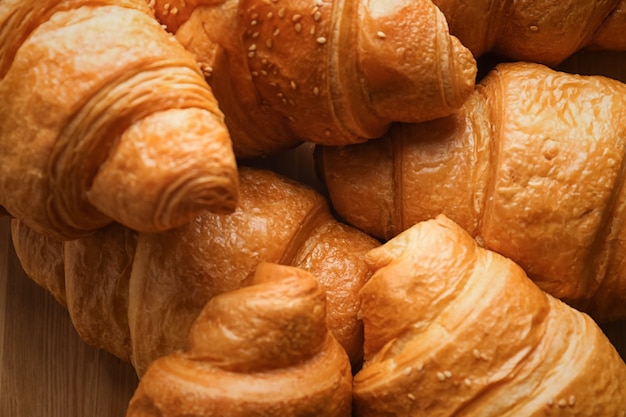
[143,0,477,157]
[0,0,239,240]
[317,61,626,323]
[353,214,626,416]
[431,0,626,66]
[11,166,379,375]
[126,262,353,417]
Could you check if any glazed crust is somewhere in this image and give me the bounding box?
[10,167,378,375]
[0,0,238,240]
[319,62,626,321]
[432,0,625,65]
[126,263,353,417]
[149,0,477,157]
[128,167,377,374]
[353,215,626,416]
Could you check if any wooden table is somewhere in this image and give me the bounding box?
[0,217,139,417]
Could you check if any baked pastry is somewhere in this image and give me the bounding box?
[432,0,626,65]
[147,0,477,157]
[126,262,353,417]
[353,215,626,416]
[0,0,238,240]
[11,167,379,374]
[318,61,626,322]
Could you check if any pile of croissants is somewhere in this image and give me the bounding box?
[2,0,626,415]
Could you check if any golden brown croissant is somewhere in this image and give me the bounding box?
[432,0,626,65]
[318,61,626,322]
[353,215,626,416]
[11,167,379,375]
[144,0,477,157]
[126,262,353,417]
[0,0,238,240]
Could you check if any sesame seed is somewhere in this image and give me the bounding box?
[547,398,554,406]
[163,2,170,10]
[278,7,286,18]
[290,80,297,90]
[267,11,274,19]
[558,399,567,408]
[252,31,260,38]
[530,25,538,32]
[266,39,273,48]
[200,64,213,77]
[314,0,323,6]
[251,12,259,20]
[569,395,576,406]
[416,363,424,372]
[248,44,257,51]
[377,31,386,39]
[170,6,178,14]
[261,70,268,76]
[324,129,331,136]
[313,86,320,95]
[436,372,446,381]
[464,378,472,386]
[403,367,412,376]
[407,393,416,401]
[251,71,259,77]
[310,27,316,35]
[472,349,481,359]
[248,51,256,58]
[316,36,327,44]
[294,23,302,33]
[273,28,280,36]
[292,14,302,22]
[251,19,258,26]
[443,370,452,379]
[313,10,322,21]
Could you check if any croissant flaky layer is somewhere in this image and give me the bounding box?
[0,0,238,240]
[126,263,353,417]
[353,215,626,416]
[147,0,477,157]
[318,61,626,322]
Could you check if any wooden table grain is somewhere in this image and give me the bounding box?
[0,217,139,417]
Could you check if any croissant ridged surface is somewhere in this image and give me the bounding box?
[353,215,626,416]
[0,0,238,240]
[145,0,477,157]
[318,61,626,322]
[11,167,379,375]
[432,0,626,65]
[126,262,353,417]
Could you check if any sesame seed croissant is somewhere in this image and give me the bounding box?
[0,0,238,240]
[353,214,626,416]
[126,262,353,417]
[147,0,477,157]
